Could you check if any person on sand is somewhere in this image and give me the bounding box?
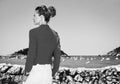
[22,5,61,84]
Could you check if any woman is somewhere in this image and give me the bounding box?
[22,5,61,84]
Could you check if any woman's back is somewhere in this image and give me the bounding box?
[32,24,58,65]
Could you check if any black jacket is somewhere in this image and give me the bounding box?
[24,24,61,77]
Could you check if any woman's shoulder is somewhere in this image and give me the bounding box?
[29,28,36,34]
[29,26,40,33]
[29,28,39,37]
[50,29,58,36]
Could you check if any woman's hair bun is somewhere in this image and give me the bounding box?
[35,5,48,15]
[48,6,56,18]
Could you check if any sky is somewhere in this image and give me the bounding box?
[0,0,120,56]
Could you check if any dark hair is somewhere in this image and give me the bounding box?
[35,5,56,23]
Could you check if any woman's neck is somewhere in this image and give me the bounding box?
[39,21,47,26]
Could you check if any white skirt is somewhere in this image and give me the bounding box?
[23,64,52,84]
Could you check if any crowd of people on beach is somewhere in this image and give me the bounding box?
[0,63,120,84]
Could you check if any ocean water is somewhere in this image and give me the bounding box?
[0,55,120,69]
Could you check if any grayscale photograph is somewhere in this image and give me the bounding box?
[0,0,120,84]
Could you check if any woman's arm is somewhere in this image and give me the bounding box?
[52,34,61,77]
[52,45,61,77]
[24,30,37,74]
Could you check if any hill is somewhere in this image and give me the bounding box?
[107,46,120,56]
